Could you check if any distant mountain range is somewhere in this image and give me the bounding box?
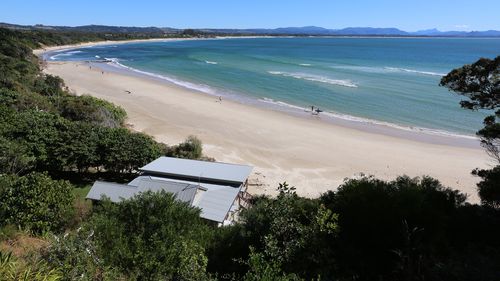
[205,26,500,37]
[2,22,500,37]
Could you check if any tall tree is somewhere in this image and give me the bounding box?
[440,56,500,208]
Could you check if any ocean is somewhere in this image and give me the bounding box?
[46,37,500,136]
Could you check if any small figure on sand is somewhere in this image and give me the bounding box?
[311,105,322,116]
[125,90,132,94]
[219,96,222,102]
[101,71,104,75]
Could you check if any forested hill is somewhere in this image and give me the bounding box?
[0,27,499,280]
[3,22,500,37]
[0,23,195,48]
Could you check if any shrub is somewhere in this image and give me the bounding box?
[0,172,74,234]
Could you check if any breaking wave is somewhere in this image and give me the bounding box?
[268,71,358,88]
[258,97,476,139]
[384,67,446,77]
[106,58,221,96]
[49,50,83,60]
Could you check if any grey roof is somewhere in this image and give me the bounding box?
[140,157,253,184]
[87,176,243,223]
[133,175,241,223]
[86,181,137,202]
[134,178,199,204]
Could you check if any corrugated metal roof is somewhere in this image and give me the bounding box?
[86,181,137,202]
[131,175,241,223]
[136,178,199,204]
[140,157,253,184]
[87,176,242,223]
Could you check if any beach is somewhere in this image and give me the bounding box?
[38,47,493,203]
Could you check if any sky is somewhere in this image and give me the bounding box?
[2,0,499,31]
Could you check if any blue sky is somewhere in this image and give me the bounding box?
[2,0,499,31]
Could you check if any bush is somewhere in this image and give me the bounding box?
[89,191,212,280]
[166,135,203,159]
[0,251,62,281]
[42,226,123,281]
[320,175,468,280]
[0,172,74,234]
[59,95,126,127]
[474,166,500,208]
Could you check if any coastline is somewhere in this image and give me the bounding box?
[41,54,492,202]
[38,39,482,148]
[101,58,479,148]
[33,38,189,55]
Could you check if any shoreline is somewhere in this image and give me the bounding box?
[42,57,492,202]
[101,59,479,149]
[38,40,481,149]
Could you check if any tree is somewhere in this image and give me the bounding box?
[165,135,203,159]
[98,128,162,173]
[0,172,74,234]
[89,191,212,280]
[440,56,500,207]
[242,249,303,281]
[320,176,467,280]
[212,183,339,280]
[0,137,35,174]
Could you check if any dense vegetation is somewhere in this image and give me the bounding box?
[0,27,499,280]
[440,56,500,208]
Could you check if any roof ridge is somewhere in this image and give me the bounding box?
[141,156,253,169]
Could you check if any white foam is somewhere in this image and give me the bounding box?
[49,50,83,60]
[103,59,474,140]
[107,59,220,96]
[331,65,388,73]
[268,71,358,88]
[205,60,218,65]
[330,65,446,77]
[257,97,476,140]
[299,63,312,66]
[384,67,446,77]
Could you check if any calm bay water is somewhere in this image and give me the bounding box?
[48,38,500,135]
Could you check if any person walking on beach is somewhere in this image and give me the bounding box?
[219,96,222,102]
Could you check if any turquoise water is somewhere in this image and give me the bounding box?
[48,38,500,135]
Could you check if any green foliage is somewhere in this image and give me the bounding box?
[320,175,480,280]
[166,135,204,159]
[440,56,500,208]
[440,56,499,110]
[474,166,500,208]
[209,183,339,280]
[0,251,62,281]
[42,227,124,281]
[242,248,303,281]
[59,95,127,127]
[98,128,162,173]
[89,191,212,280]
[0,137,35,174]
[0,173,74,234]
[33,74,65,97]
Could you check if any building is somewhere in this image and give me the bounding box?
[86,157,253,225]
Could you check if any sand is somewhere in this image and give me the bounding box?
[40,52,492,203]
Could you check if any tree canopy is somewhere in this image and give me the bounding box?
[441,56,500,207]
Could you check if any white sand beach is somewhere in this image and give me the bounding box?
[41,48,492,202]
